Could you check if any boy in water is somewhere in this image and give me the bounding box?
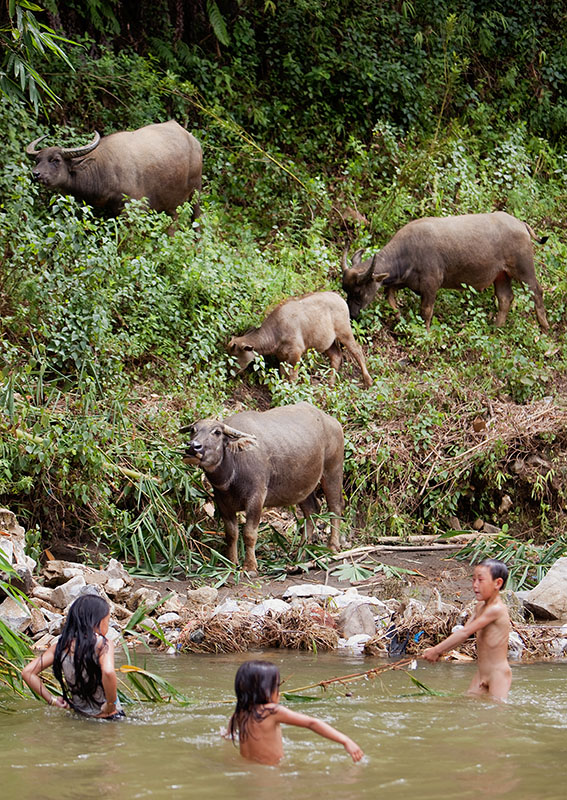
[421,558,512,701]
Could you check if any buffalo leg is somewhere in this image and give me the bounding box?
[420,290,436,331]
[298,492,321,543]
[386,287,401,318]
[222,514,240,565]
[338,334,372,388]
[526,278,549,331]
[320,469,344,552]
[324,342,343,386]
[493,272,514,327]
[242,501,263,572]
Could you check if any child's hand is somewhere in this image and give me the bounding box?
[344,738,364,762]
[421,647,440,662]
[51,696,69,709]
[98,700,118,717]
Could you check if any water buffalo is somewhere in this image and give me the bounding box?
[342,212,549,331]
[25,120,202,224]
[227,291,372,388]
[180,402,344,572]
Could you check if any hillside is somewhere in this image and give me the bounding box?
[1,0,567,583]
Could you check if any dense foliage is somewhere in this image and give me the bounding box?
[1,1,566,576]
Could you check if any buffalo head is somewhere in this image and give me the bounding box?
[25,132,101,189]
[179,420,257,471]
[341,248,388,319]
[227,337,256,371]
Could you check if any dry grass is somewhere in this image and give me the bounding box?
[177,608,338,653]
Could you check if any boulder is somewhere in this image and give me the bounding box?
[186,586,218,607]
[156,612,181,626]
[50,574,86,609]
[160,591,186,614]
[525,557,567,620]
[336,602,376,638]
[128,587,161,611]
[250,599,292,616]
[0,508,36,572]
[283,584,340,600]
[32,585,55,603]
[42,560,89,588]
[0,595,32,632]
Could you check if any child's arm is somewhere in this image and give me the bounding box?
[21,645,68,708]
[272,705,364,762]
[96,638,119,717]
[421,603,501,661]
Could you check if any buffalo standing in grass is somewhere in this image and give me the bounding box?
[342,212,549,331]
[25,120,202,225]
[227,291,372,387]
[180,402,344,573]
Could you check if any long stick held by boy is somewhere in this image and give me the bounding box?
[421,558,512,701]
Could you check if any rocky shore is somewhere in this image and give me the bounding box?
[2,508,567,661]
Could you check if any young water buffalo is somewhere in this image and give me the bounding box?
[342,212,549,331]
[227,291,372,387]
[180,402,344,573]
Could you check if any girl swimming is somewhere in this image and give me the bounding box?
[228,659,363,765]
[22,594,123,719]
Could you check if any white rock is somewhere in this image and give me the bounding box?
[128,587,161,611]
[161,592,186,613]
[550,637,567,657]
[0,595,32,632]
[156,612,181,625]
[105,577,126,597]
[32,586,55,602]
[342,633,372,653]
[0,508,36,572]
[213,599,254,616]
[283,584,340,599]
[525,557,567,620]
[508,630,524,659]
[187,586,219,606]
[250,599,292,616]
[50,574,86,609]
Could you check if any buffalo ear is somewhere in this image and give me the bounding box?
[372,271,388,284]
[222,424,258,453]
[179,425,193,434]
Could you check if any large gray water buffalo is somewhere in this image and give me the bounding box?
[342,212,549,331]
[25,120,202,223]
[227,291,372,388]
[180,402,344,572]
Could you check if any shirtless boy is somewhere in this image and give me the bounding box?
[421,558,512,701]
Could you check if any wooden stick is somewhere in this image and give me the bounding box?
[285,657,415,695]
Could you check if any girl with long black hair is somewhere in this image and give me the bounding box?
[22,594,123,719]
[228,660,363,765]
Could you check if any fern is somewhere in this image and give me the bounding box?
[206,0,230,47]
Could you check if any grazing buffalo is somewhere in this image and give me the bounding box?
[342,212,549,331]
[25,120,202,223]
[227,291,372,387]
[180,402,344,572]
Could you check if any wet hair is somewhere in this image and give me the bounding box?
[228,660,280,743]
[52,594,110,709]
[478,558,508,588]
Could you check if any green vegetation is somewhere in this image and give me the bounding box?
[1,1,567,579]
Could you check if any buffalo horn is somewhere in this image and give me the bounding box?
[25,135,49,158]
[352,248,365,268]
[221,424,257,443]
[61,131,101,159]
[341,246,350,274]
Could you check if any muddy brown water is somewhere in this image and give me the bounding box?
[2,650,567,800]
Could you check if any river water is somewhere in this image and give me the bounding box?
[2,650,566,800]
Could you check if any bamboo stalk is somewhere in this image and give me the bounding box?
[285,657,415,695]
